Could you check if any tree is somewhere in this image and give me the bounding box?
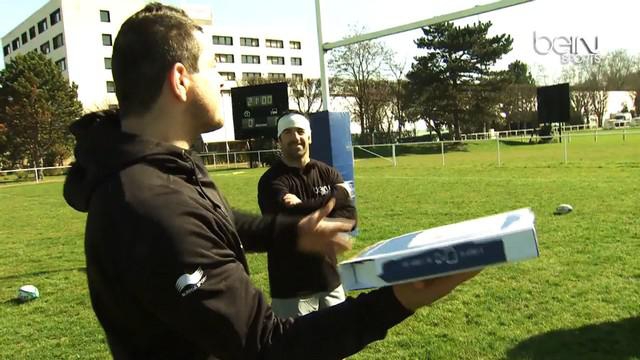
[289,78,323,115]
[588,88,608,127]
[240,76,274,87]
[469,75,511,132]
[0,122,8,169]
[624,69,640,116]
[387,58,410,136]
[559,54,632,127]
[367,79,394,139]
[0,52,83,170]
[329,26,392,140]
[500,61,537,130]
[583,60,609,127]
[406,21,513,139]
[601,50,639,90]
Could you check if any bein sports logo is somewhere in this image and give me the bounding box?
[533,32,601,65]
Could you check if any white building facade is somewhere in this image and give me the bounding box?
[2,0,146,111]
[2,1,320,142]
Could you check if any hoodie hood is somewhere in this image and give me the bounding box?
[63,110,189,212]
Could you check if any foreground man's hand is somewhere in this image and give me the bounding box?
[283,193,302,207]
[297,198,355,256]
[393,270,481,312]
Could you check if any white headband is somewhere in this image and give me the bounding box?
[277,113,311,138]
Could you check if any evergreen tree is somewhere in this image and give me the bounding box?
[0,52,83,170]
[406,21,512,139]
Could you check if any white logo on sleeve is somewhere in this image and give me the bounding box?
[175,267,207,297]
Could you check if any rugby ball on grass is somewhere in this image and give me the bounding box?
[554,204,573,215]
[17,285,39,302]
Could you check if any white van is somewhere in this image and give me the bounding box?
[603,113,632,129]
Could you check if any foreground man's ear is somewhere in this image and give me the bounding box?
[169,62,191,103]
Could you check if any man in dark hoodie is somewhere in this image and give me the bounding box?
[63,3,478,359]
[258,112,355,318]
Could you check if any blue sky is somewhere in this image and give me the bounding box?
[2,0,639,82]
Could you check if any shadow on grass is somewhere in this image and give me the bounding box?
[507,317,640,360]
[0,267,86,281]
[500,140,537,147]
[3,298,25,305]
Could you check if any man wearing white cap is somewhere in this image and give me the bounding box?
[258,112,357,318]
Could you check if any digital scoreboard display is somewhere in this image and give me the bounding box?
[231,82,289,140]
[246,95,273,108]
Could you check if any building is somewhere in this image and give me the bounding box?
[1,1,320,142]
[2,0,146,112]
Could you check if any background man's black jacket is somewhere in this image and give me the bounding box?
[258,159,356,298]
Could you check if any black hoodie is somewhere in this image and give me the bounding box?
[63,110,412,360]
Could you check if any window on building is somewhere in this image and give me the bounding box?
[290,41,301,50]
[104,57,112,69]
[102,34,112,46]
[240,37,259,47]
[215,53,234,64]
[241,55,260,64]
[40,41,50,54]
[291,57,302,66]
[219,72,236,81]
[265,39,283,48]
[100,10,111,23]
[12,38,20,51]
[292,73,303,81]
[21,32,28,45]
[242,72,261,79]
[268,73,286,80]
[212,35,233,45]
[37,18,48,34]
[55,57,66,71]
[29,26,36,39]
[107,81,116,93]
[3,45,10,57]
[267,56,285,65]
[52,33,64,49]
[50,9,62,25]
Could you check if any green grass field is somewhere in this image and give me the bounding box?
[1,132,639,359]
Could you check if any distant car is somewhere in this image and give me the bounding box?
[603,113,632,129]
[632,117,640,127]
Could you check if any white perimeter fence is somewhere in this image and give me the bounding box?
[1,129,638,184]
[354,128,640,167]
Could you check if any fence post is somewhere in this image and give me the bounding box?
[351,146,355,165]
[623,128,626,142]
[391,144,397,167]
[594,128,598,143]
[441,141,445,167]
[233,153,237,168]
[213,154,217,168]
[34,168,39,183]
[563,133,568,164]
[496,137,501,167]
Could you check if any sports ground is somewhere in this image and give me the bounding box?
[1,131,638,359]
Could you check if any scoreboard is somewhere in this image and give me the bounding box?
[231,82,289,140]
